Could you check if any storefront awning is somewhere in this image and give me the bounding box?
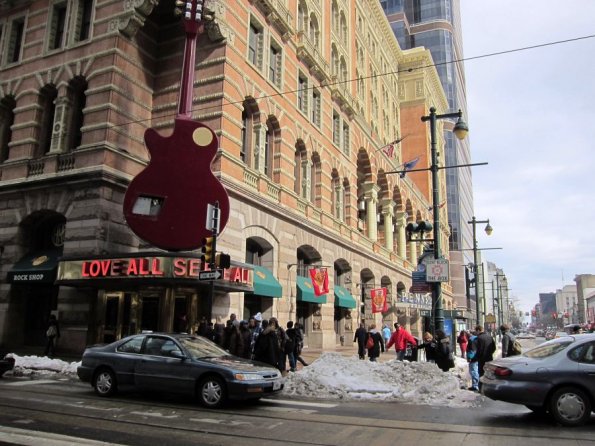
[296,275,327,304]
[334,285,357,308]
[248,265,282,298]
[7,249,61,284]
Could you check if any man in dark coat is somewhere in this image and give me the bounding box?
[253,320,280,369]
[474,324,496,385]
[353,322,367,359]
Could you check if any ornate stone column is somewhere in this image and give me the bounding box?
[395,211,407,258]
[381,198,395,251]
[361,182,379,241]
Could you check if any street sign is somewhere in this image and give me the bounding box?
[425,259,449,282]
[411,271,432,293]
[198,270,222,281]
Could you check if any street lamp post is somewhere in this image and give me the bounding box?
[421,107,468,333]
[468,216,493,326]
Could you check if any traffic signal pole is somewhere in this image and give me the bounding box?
[204,202,220,324]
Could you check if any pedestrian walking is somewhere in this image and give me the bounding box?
[44,314,60,358]
[269,317,287,372]
[466,331,479,392]
[434,329,454,372]
[285,321,297,372]
[353,322,367,359]
[474,324,496,387]
[421,331,437,363]
[293,322,308,367]
[500,324,518,358]
[239,320,252,359]
[366,324,384,362]
[456,330,468,358]
[385,323,417,360]
[248,313,264,358]
[253,319,280,368]
[222,319,244,356]
[382,324,391,345]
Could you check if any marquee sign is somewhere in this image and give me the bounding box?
[57,255,252,287]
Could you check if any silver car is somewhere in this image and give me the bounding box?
[77,333,283,408]
[481,333,595,426]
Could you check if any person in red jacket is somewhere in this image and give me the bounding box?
[385,323,417,360]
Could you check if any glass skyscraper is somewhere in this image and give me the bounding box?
[381,0,475,312]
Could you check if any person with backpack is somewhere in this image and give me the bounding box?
[433,329,454,372]
[500,324,521,357]
[366,324,384,362]
[466,330,479,391]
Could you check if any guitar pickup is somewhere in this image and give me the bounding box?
[132,196,164,216]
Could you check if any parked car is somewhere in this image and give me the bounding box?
[481,333,595,426]
[77,333,283,408]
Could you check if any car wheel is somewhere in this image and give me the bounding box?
[549,387,592,426]
[94,368,117,397]
[198,376,226,408]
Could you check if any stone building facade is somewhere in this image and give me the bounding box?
[0,0,455,354]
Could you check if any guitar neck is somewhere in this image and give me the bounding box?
[177,0,205,118]
[178,30,198,118]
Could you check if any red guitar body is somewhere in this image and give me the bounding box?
[123,0,230,251]
[123,117,229,251]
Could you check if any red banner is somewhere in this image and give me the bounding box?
[371,287,388,313]
[309,267,329,296]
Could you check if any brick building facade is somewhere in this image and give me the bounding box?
[0,0,455,354]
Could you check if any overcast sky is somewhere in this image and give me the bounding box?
[459,1,595,314]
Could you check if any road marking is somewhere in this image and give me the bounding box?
[0,425,127,446]
[2,379,62,386]
[261,398,337,408]
[189,418,252,426]
[259,406,318,414]
[130,411,179,419]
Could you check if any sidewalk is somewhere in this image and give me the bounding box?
[298,343,397,368]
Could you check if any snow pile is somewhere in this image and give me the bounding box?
[5,354,80,379]
[282,353,482,407]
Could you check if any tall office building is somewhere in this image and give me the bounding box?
[381,0,475,320]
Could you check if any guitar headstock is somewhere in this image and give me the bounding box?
[175,0,209,33]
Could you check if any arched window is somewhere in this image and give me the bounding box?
[298,1,308,32]
[66,77,87,151]
[241,98,258,167]
[38,85,58,155]
[0,96,16,163]
[294,141,309,198]
[340,11,348,45]
[331,0,339,33]
[309,13,319,48]
[310,152,321,206]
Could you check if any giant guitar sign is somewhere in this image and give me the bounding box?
[123,0,229,251]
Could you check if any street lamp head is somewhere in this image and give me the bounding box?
[484,222,493,236]
[453,116,469,140]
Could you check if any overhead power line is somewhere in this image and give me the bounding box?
[62,33,595,133]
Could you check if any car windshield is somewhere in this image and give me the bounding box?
[524,339,573,359]
[178,336,230,359]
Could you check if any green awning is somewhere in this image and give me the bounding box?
[296,275,327,304]
[249,265,282,298]
[7,249,61,284]
[334,285,357,308]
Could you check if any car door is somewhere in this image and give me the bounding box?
[576,341,595,397]
[135,336,196,394]
[113,335,146,386]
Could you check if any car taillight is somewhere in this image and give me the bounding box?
[494,366,512,377]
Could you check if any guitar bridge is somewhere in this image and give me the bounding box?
[131,196,164,216]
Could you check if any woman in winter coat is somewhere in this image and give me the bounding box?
[253,320,281,369]
[421,331,437,363]
[457,330,469,358]
[434,329,454,372]
[367,324,385,362]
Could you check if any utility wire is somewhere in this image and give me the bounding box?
[50,33,595,134]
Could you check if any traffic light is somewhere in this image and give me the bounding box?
[201,236,215,265]
[215,253,231,269]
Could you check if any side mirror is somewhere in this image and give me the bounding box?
[170,350,186,360]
